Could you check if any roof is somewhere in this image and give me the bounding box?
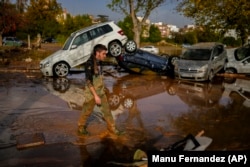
[70,21,114,37]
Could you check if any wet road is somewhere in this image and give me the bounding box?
[0,68,250,166]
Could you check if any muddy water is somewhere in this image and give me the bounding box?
[0,70,250,166]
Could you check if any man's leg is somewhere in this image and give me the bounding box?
[78,99,95,135]
[99,94,123,135]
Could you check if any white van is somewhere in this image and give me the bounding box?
[40,21,128,77]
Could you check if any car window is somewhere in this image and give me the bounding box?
[181,49,211,60]
[62,35,74,50]
[212,47,219,57]
[89,28,101,39]
[72,32,90,46]
[245,57,250,63]
[235,46,250,61]
[102,24,113,33]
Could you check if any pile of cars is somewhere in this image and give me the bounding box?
[39,21,250,82]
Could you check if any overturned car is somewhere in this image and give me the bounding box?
[116,40,178,76]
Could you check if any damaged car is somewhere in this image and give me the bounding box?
[225,44,250,75]
[175,42,228,81]
[116,40,178,76]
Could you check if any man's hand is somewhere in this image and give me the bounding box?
[94,95,101,105]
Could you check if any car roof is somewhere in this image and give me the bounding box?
[190,42,223,49]
[71,21,114,37]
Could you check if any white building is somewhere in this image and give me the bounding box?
[167,24,179,32]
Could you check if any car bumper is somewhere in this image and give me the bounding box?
[40,64,53,76]
[175,71,208,81]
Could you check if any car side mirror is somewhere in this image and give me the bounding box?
[71,45,78,50]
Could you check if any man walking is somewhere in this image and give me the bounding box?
[78,44,121,136]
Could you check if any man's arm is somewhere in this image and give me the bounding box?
[85,58,101,105]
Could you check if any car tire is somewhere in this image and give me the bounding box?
[108,41,122,57]
[123,96,134,109]
[125,40,137,53]
[224,68,237,83]
[169,56,179,66]
[225,68,236,74]
[53,62,70,77]
[53,77,70,93]
[107,93,121,110]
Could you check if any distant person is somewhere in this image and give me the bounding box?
[78,44,122,136]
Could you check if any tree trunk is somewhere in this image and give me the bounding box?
[0,31,3,47]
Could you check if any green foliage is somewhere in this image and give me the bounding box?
[117,16,134,40]
[61,14,92,37]
[0,2,22,36]
[177,0,250,45]
[148,25,162,43]
[222,37,241,47]
[25,0,62,38]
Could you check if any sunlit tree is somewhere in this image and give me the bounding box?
[176,0,250,45]
[25,0,62,38]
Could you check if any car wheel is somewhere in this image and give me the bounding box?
[108,41,122,57]
[225,68,236,74]
[208,70,214,81]
[123,96,134,109]
[125,40,137,53]
[169,56,179,66]
[107,93,121,110]
[53,77,70,93]
[167,86,176,96]
[224,68,236,83]
[53,62,70,77]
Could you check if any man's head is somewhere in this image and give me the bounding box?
[93,44,108,61]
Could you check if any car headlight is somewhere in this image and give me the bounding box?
[43,61,50,68]
[198,65,208,72]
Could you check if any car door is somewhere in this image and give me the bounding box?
[67,32,92,67]
[239,57,250,73]
[212,46,224,72]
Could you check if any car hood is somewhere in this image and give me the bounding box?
[177,59,209,69]
[40,49,64,63]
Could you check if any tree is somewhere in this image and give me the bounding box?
[117,16,134,40]
[148,25,161,43]
[107,0,167,46]
[62,14,92,37]
[176,0,250,45]
[25,0,62,38]
[0,0,21,45]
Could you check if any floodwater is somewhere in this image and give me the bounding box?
[0,68,250,166]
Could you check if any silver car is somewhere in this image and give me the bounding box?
[175,42,228,81]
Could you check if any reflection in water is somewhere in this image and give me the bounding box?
[44,73,250,159]
[171,79,250,150]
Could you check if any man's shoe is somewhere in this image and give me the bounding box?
[114,129,125,136]
[78,127,90,136]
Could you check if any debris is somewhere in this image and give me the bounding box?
[16,133,45,149]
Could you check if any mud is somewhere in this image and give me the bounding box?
[0,67,250,166]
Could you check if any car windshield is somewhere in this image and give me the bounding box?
[62,35,74,50]
[235,46,250,61]
[181,49,211,60]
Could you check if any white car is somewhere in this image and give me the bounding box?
[40,21,128,77]
[140,45,159,54]
[225,44,250,74]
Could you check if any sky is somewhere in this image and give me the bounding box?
[57,0,194,28]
